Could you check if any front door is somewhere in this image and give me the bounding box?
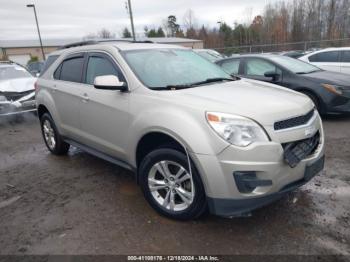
[78,52,130,160]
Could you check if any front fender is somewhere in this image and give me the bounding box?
[125,106,229,167]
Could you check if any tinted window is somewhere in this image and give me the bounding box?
[246,58,279,76]
[40,55,59,76]
[220,59,240,75]
[86,56,119,85]
[309,51,340,62]
[341,51,350,62]
[59,56,84,83]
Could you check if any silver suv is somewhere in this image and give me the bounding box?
[36,41,325,220]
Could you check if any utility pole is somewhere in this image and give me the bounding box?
[127,0,136,41]
[27,4,46,61]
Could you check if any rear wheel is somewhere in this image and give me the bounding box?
[139,148,207,220]
[40,113,70,155]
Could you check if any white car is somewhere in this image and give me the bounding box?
[299,47,350,74]
[0,61,37,116]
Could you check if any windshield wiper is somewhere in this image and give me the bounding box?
[154,77,235,91]
[189,77,234,86]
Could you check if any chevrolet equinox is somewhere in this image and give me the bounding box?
[36,41,325,220]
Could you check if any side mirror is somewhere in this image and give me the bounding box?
[264,71,281,82]
[94,75,127,91]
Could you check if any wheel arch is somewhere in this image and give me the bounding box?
[296,87,325,113]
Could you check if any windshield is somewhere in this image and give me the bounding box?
[269,56,321,74]
[122,49,231,89]
[0,66,32,80]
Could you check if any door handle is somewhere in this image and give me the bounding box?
[82,93,90,102]
[52,85,58,93]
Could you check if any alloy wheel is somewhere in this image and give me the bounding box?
[148,160,194,212]
[43,120,56,150]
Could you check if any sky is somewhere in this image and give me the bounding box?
[0,0,276,40]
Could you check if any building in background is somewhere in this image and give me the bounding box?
[0,37,203,66]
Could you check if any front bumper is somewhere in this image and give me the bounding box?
[325,94,350,114]
[0,92,36,116]
[191,112,325,217]
[207,155,325,217]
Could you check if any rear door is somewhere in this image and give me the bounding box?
[78,52,130,160]
[52,53,85,139]
[242,57,283,83]
[340,50,350,75]
[217,58,242,77]
[308,51,341,72]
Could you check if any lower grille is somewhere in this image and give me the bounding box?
[3,90,34,101]
[274,109,315,131]
[282,132,320,168]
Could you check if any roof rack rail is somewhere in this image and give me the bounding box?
[59,39,154,49]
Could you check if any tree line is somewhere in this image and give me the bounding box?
[87,0,350,53]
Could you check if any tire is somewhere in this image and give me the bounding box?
[40,113,70,155]
[301,91,323,114]
[139,148,207,220]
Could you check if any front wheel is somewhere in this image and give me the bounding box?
[40,113,70,155]
[139,148,207,220]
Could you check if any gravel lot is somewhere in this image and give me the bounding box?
[0,114,349,255]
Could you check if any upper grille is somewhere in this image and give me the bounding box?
[274,109,315,131]
[2,90,34,101]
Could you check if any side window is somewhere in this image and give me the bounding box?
[221,59,240,75]
[245,58,280,76]
[341,51,350,62]
[309,51,340,63]
[59,56,84,83]
[85,56,122,85]
[53,64,62,79]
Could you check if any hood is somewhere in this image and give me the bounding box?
[0,77,36,93]
[302,70,350,86]
[168,79,314,126]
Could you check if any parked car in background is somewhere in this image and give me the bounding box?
[216,54,350,115]
[299,47,350,74]
[194,49,226,62]
[27,61,44,76]
[281,50,305,59]
[36,41,324,220]
[0,61,37,116]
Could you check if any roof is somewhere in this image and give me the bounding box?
[0,37,202,48]
[49,42,188,57]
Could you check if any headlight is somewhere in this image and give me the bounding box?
[206,112,269,147]
[321,84,346,96]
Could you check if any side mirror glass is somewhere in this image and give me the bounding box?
[94,75,127,91]
[264,71,281,82]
